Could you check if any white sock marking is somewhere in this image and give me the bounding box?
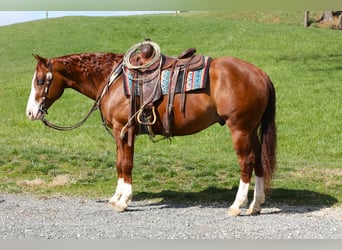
[230,179,249,209]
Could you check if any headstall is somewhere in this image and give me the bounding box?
[39,59,123,134]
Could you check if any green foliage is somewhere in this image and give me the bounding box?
[0,11,341,206]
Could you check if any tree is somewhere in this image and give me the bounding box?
[321,10,334,22]
[304,11,342,30]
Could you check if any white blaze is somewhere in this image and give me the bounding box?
[26,71,41,120]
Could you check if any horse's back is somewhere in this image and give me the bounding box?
[210,56,270,89]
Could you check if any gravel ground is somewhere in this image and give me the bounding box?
[0,193,341,239]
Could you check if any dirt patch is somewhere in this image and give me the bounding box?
[17,178,45,187]
[48,175,71,187]
[17,175,72,188]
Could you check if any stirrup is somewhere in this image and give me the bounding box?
[137,106,157,126]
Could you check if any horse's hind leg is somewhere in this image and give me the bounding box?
[228,128,263,216]
[247,176,265,215]
[247,132,265,215]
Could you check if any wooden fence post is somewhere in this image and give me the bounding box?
[304,11,309,27]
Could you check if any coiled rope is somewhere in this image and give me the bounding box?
[123,40,161,70]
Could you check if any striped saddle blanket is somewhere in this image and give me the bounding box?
[123,56,211,96]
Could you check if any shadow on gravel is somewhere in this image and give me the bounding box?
[132,187,339,214]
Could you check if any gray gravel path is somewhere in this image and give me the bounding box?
[0,193,341,239]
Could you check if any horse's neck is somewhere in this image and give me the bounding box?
[57,53,122,100]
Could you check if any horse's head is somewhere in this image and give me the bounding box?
[26,54,65,120]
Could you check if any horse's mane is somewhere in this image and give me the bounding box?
[57,52,123,79]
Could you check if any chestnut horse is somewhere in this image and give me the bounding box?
[26,51,276,216]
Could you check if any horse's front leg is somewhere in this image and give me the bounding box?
[108,127,135,212]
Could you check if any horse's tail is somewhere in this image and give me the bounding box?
[261,77,277,190]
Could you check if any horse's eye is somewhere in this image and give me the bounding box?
[37,79,44,85]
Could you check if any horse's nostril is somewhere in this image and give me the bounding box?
[27,111,33,118]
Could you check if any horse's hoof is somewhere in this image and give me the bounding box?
[247,207,261,215]
[228,207,241,217]
[108,201,128,212]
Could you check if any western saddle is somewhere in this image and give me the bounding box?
[122,40,209,140]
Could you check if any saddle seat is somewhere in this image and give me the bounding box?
[133,48,205,73]
[162,48,205,71]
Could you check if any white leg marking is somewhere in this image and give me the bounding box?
[108,179,132,212]
[228,179,249,216]
[247,176,265,215]
[231,179,249,209]
[26,71,41,120]
[120,182,132,205]
[109,178,124,204]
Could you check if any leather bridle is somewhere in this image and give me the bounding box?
[38,58,123,134]
[38,60,53,117]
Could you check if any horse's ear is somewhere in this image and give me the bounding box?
[33,54,41,61]
[33,54,48,65]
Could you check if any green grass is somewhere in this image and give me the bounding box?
[0,11,341,207]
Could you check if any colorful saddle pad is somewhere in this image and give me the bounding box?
[123,56,211,96]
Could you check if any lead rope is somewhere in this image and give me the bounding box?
[41,104,98,131]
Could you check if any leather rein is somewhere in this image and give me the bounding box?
[39,59,123,134]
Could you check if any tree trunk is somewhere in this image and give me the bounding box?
[321,11,334,22]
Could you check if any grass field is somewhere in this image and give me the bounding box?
[0,11,341,207]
